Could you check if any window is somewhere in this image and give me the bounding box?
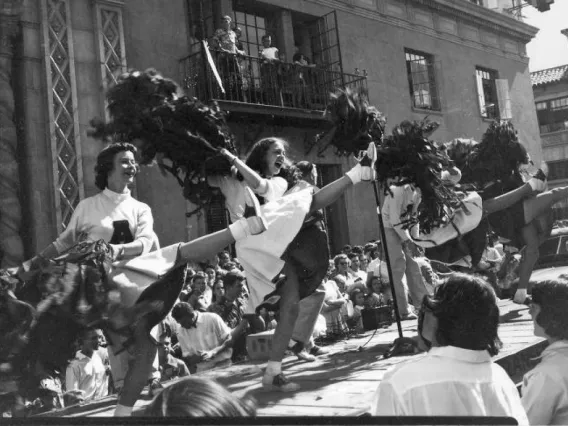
[551,97,568,110]
[548,160,568,180]
[476,67,499,119]
[405,50,440,111]
[536,102,548,111]
[233,11,266,59]
[535,97,568,133]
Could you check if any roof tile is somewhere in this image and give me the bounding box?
[531,64,568,86]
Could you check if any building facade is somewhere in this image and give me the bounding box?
[531,29,568,219]
[0,0,540,267]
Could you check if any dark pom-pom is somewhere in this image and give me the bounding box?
[376,119,462,234]
[318,88,387,155]
[88,69,238,215]
[454,120,529,189]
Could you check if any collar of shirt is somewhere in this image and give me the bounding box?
[103,187,131,203]
[429,346,491,363]
[537,340,568,360]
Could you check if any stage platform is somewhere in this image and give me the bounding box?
[40,299,546,418]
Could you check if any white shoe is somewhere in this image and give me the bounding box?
[360,142,377,181]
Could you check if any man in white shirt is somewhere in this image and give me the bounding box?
[381,184,429,319]
[372,273,528,424]
[171,302,242,373]
[65,328,109,403]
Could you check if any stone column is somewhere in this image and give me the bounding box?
[0,0,24,267]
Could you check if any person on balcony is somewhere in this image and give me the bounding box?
[210,15,244,101]
[259,34,282,106]
[292,44,316,108]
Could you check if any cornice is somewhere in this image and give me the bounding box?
[311,0,538,44]
[409,0,538,43]
[306,0,530,63]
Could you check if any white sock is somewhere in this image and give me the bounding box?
[266,360,282,376]
[228,219,248,241]
[288,339,296,348]
[114,404,133,417]
[345,164,362,185]
[514,288,528,302]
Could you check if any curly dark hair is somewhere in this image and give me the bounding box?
[418,272,502,356]
[94,142,137,190]
[144,377,257,417]
[531,278,568,340]
[171,301,194,323]
[243,137,300,196]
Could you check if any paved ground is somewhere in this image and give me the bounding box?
[42,299,544,418]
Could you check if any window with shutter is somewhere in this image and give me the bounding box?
[475,67,499,119]
[404,49,441,111]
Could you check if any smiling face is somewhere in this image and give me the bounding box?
[371,277,382,294]
[350,256,360,271]
[106,150,137,191]
[264,140,286,177]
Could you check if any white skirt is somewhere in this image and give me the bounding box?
[410,191,483,248]
[237,187,314,313]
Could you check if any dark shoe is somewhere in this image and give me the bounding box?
[262,373,301,392]
[255,291,281,314]
[290,342,315,362]
[310,345,329,356]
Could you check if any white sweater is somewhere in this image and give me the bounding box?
[54,188,155,255]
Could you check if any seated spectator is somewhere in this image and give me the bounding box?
[341,245,352,256]
[348,252,367,283]
[350,288,366,333]
[193,271,212,308]
[365,276,392,308]
[171,302,240,373]
[521,278,568,425]
[321,278,348,337]
[217,250,232,270]
[212,278,225,304]
[372,273,528,424]
[208,271,247,329]
[157,334,190,382]
[65,328,109,404]
[203,264,217,288]
[144,377,256,417]
[333,254,357,289]
[259,307,277,331]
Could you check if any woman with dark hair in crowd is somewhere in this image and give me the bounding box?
[521,278,568,425]
[209,137,374,391]
[372,273,527,423]
[144,377,256,417]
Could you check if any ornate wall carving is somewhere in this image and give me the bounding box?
[0,0,24,267]
[40,0,84,232]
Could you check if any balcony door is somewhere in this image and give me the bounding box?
[308,11,344,107]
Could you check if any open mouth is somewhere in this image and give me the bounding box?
[124,171,135,178]
[274,161,283,169]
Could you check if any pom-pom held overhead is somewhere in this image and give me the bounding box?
[318,88,387,156]
[90,69,240,211]
[89,69,238,213]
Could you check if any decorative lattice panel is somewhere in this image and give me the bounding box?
[41,0,84,232]
[94,1,126,92]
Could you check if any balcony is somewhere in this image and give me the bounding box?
[179,49,368,122]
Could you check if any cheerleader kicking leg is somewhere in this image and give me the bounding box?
[261,144,376,392]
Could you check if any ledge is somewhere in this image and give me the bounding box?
[411,106,444,116]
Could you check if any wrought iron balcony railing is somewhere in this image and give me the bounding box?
[179,49,367,112]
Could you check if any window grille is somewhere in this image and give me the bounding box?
[405,50,440,111]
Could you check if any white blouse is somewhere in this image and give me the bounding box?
[53,188,155,256]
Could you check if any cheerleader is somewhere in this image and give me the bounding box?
[209,137,375,391]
